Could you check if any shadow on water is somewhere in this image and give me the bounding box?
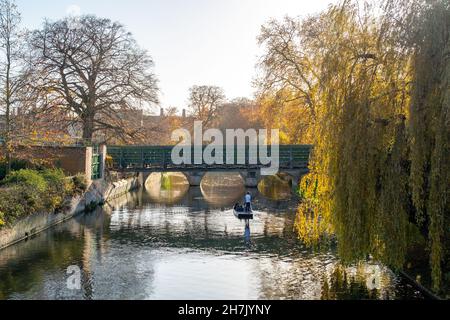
[0,173,428,300]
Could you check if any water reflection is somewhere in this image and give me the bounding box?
[145,173,189,204]
[201,173,246,208]
[258,174,293,201]
[0,186,426,300]
[244,221,251,246]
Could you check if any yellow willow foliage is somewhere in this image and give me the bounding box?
[296,171,334,247]
[301,1,412,267]
[257,0,448,290]
[375,119,410,267]
[258,0,413,267]
[409,1,450,291]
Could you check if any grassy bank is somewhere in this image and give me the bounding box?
[0,169,87,229]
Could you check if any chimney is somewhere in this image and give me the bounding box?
[182,109,186,118]
[160,108,164,117]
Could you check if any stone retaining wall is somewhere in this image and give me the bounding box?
[0,174,142,250]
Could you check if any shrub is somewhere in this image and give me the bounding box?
[2,169,48,193]
[72,173,88,194]
[0,211,5,227]
[0,169,74,226]
[42,169,74,194]
[41,169,77,212]
[0,159,30,181]
[42,168,65,188]
[0,186,30,227]
[0,169,83,228]
[21,184,46,211]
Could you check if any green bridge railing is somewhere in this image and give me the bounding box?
[107,145,312,172]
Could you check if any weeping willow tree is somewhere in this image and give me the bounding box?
[408,0,450,290]
[257,0,448,291]
[311,1,413,268]
[258,0,413,260]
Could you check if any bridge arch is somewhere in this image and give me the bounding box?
[200,173,246,207]
[143,172,190,204]
[141,170,309,205]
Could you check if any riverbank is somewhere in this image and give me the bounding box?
[0,173,142,250]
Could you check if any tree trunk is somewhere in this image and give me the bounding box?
[82,115,95,144]
[4,33,12,175]
[2,96,11,174]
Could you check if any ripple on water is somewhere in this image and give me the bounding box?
[0,187,428,300]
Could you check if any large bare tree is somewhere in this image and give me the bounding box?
[29,15,159,143]
[188,85,225,128]
[0,0,28,173]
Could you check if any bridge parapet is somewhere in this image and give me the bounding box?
[107,145,312,172]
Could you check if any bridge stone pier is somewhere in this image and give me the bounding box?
[184,171,206,187]
[239,170,260,188]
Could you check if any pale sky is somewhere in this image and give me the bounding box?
[16,0,334,113]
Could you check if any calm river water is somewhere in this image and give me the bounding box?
[0,173,426,300]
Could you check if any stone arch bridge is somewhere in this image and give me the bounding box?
[107,145,312,190]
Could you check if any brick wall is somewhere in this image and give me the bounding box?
[10,146,93,180]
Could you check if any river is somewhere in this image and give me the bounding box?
[0,173,426,300]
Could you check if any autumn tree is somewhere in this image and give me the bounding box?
[188,85,225,128]
[255,16,320,144]
[29,15,159,143]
